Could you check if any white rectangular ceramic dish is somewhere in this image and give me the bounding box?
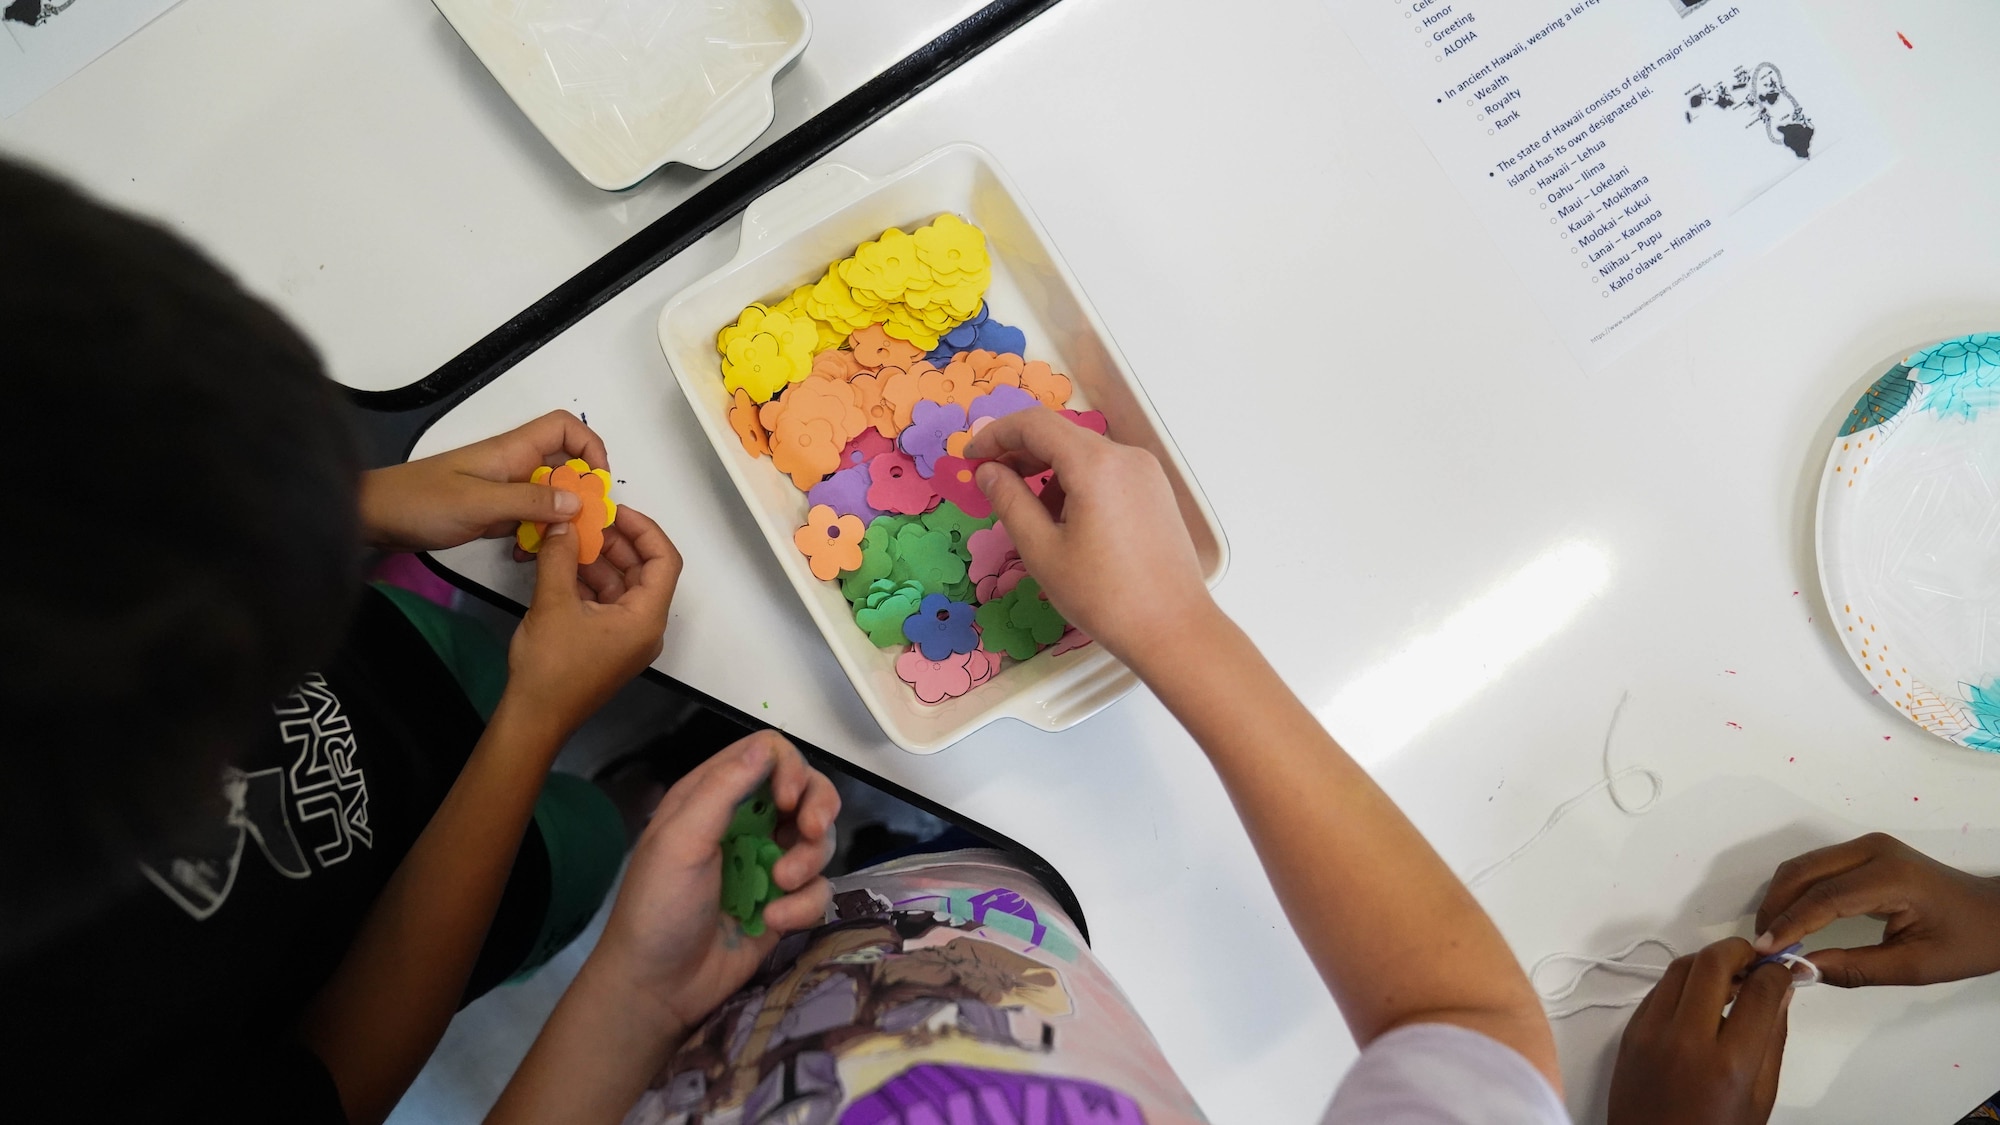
[433,0,810,190]
[658,144,1227,753]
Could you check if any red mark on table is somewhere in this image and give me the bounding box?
[1897,31,1913,48]
[1884,735,1892,740]
[1792,590,1800,596]
[1788,756,1795,763]
[1726,721,1743,730]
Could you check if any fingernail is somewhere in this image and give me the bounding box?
[1752,931,1775,953]
[552,490,581,515]
[974,463,1001,490]
[546,520,570,536]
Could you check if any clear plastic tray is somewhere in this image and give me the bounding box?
[433,0,810,190]
[657,144,1228,753]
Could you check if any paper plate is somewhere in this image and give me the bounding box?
[1815,333,2000,749]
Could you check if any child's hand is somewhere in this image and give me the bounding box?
[360,410,610,552]
[963,408,1215,661]
[1753,833,2000,987]
[589,730,838,1038]
[1608,939,1791,1125]
[504,505,680,737]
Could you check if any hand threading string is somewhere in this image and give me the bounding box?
[1463,692,1663,890]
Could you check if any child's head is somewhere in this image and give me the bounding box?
[0,159,362,946]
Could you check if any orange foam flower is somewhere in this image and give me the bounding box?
[515,459,617,564]
[779,375,868,444]
[875,364,927,436]
[794,503,865,580]
[728,388,769,458]
[850,324,925,370]
[1020,360,1073,409]
[917,361,981,409]
[965,350,1026,387]
[770,414,844,490]
[811,348,864,382]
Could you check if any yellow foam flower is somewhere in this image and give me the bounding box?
[723,329,811,403]
[841,227,926,303]
[915,213,990,278]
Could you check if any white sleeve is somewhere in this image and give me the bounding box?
[1320,1023,1570,1125]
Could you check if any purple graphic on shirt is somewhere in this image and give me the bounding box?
[967,887,1046,947]
[842,1064,1147,1125]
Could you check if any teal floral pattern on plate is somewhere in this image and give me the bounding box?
[1911,333,2000,422]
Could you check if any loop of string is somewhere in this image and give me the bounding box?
[1530,939,1820,1019]
[1464,692,1662,890]
[1531,937,1678,1019]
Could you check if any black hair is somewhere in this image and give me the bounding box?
[0,158,362,951]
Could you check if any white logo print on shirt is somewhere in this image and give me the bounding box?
[140,674,373,920]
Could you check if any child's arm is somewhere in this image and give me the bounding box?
[301,505,682,1125]
[484,731,838,1125]
[964,410,1561,1089]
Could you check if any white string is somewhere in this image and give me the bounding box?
[1464,692,1662,890]
[1531,942,1822,1020]
[1531,937,1678,1018]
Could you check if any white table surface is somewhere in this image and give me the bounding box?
[414,1,2000,1121]
[0,0,991,392]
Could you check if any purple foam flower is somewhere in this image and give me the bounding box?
[966,383,1039,427]
[806,465,880,523]
[898,399,967,478]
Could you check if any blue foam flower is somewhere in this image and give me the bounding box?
[902,593,979,660]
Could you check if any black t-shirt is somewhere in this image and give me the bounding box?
[2,587,548,1123]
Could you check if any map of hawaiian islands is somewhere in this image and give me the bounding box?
[1684,62,1815,158]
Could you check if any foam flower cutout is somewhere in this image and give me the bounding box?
[803,267,870,333]
[976,559,1028,605]
[779,375,868,444]
[875,364,929,434]
[943,576,979,604]
[1020,360,1074,409]
[922,499,994,560]
[944,416,994,459]
[896,648,976,704]
[914,213,990,278]
[975,596,1039,660]
[728,388,770,458]
[889,522,967,594]
[840,428,894,470]
[850,324,925,370]
[967,384,1039,427]
[807,465,881,524]
[966,646,1003,687]
[926,303,990,364]
[966,523,1018,584]
[773,285,847,352]
[1060,408,1108,435]
[964,350,1026,384]
[848,374,900,440]
[1049,626,1093,656]
[902,593,979,660]
[839,519,899,601]
[866,451,937,515]
[918,360,985,409]
[794,504,865,581]
[515,459,618,564]
[770,414,844,490]
[722,329,809,404]
[900,400,967,477]
[928,457,992,519]
[855,579,926,647]
[842,228,927,302]
[811,348,864,382]
[1006,577,1068,644]
[879,311,942,353]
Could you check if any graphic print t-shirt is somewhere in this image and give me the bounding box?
[0,588,489,1124]
[622,851,1567,1125]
